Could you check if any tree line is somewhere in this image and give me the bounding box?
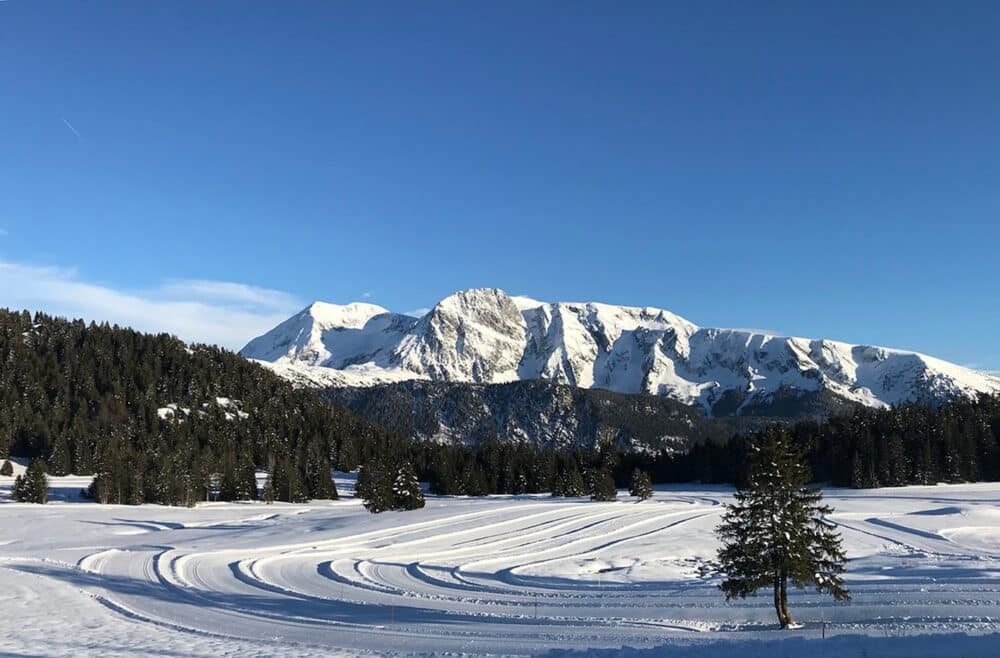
[641,394,1000,489]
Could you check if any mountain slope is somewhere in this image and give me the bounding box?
[242,288,1000,417]
[321,379,741,452]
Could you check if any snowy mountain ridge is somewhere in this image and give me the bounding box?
[241,288,1000,416]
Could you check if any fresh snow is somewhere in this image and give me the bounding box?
[2,472,1000,656]
[156,397,249,422]
[240,288,1000,415]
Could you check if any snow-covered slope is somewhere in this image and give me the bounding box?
[241,288,1000,416]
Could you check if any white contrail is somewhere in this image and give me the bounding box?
[61,117,81,138]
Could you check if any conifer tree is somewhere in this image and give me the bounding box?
[715,428,850,628]
[305,440,338,500]
[48,436,72,476]
[392,461,425,510]
[550,463,588,497]
[357,459,394,513]
[262,460,277,504]
[588,469,617,501]
[557,468,587,497]
[336,435,360,471]
[11,459,48,503]
[283,456,309,503]
[235,450,258,501]
[0,459,12,476]
[629,468,653,501]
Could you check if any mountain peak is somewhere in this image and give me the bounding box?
[304,301,390,329]
[241,289,1000,415]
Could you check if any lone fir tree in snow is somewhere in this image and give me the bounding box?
[629,468,653,501]
[715,428,849,628]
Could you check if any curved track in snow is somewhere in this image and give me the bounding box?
[3,483,1000,656]
[70,500,726,654]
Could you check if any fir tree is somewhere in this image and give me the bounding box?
[588,469,617,501]
[235,449,258,500]
[262,460,277,504]
[0,459,12,476]
[715,428,850,628]
[629,468,653,501]
[305,439,338,500]
[392,461,425,510]
[357,459,394,513]
[555,468,587,497]
[336,435,360,471]
[11,459,48,503]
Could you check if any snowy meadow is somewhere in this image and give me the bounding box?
[1,466,999,657]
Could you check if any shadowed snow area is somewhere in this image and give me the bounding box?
[1,473,1000,656]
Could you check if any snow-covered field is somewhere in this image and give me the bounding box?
[2,467,999,657]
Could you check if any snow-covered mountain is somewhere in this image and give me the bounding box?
[241,288,1000,416]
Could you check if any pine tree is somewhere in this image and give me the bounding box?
[235,449,258,500]
[357,459,394,513]
[262,458,277,504]
[629,468,653,501]
[11,459,48,503]
[392,461,425,510]
[715,428,850,628]
[588,469,617,501]
[48,436,72,476]
[559,468,587,497]
[283,456,310,503]
[336,435,360,471]
[0,459,12,476]
[305,439,338,500]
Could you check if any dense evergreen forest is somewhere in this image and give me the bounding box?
[644,395,1000,489]
[3,308,1000,507]
[0,309,408,504]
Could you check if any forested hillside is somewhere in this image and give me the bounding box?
[321,379,737,452]
[0,308,408,504]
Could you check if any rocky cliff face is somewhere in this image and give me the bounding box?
[320,379,741,452]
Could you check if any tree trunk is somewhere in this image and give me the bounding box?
[780,575,794,628]
[773,575,788,627]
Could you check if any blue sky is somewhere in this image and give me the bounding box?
[1,2,999,368]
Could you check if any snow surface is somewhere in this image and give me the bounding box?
[240,288,1000,415]
[156,397,250,422]
[2,471,1000,656]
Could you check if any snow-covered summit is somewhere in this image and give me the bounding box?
[241,288,1000,415]
[240,300,417,370]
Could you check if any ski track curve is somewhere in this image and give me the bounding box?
[8,487,1000,655]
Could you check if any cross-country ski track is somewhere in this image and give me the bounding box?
[2,471,999,656]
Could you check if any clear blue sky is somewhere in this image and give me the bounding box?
[1,2,998,367]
